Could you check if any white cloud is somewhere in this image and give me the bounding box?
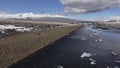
[0,12,65,19]
[60,0,120,14]
[83,16,120,21]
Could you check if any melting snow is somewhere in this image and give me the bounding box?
[81,52,92,58]
[107,66,110,68]
[57,65,64,68]
[114,66,119,68]
[0,25,32,33]
[89,58,96,65]
[111,51,118,56]
[90,61,96,65]
[81,52,97,65]
[115,60,120,63]
[89,31,103,42]
[82,37,86,41]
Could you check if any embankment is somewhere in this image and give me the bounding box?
[0,22,80,68]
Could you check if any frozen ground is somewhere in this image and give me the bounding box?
[0,21,66,38]
[0,25,32,33]
[0,24,33,38]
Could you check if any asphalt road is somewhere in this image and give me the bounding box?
[10,23,120,68]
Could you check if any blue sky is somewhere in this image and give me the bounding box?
[0,0,64,14]
[0,0,120,19]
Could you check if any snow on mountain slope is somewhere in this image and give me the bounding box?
[0,12,65,19]
[0,12,81,23]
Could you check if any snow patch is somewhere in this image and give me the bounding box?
[115,60,120,63]
[114,66,119,68]
[89,58,96,65]
[111,51,118,56]
[81,52,92,58]
[0,25,32,33]
[56,65,64,68]
[82,37,86,41]
[90,61,96,65]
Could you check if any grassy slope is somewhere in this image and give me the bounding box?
[0,25,80,68]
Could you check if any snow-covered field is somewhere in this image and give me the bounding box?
[0,24,33,37]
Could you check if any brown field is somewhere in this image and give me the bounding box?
[106,22,120,28]
[93,22,120,28]
[0,20,80,68]
[0,20,79,26]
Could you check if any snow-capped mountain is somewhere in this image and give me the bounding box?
[0,12,65,19]
[0,12,80,23]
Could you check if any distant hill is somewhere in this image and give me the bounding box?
[10,17,80,23]
[0,13,81,23]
